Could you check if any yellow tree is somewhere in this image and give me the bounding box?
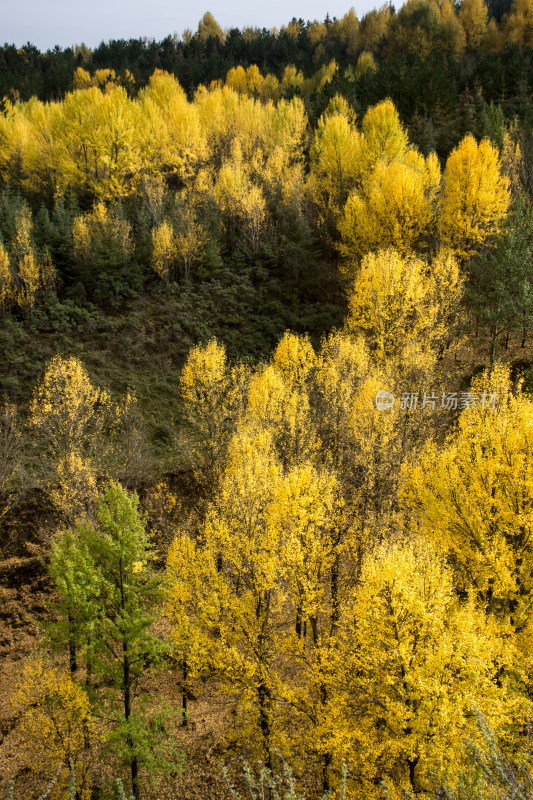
[15,660,99,800]
[179,338,249,489]
[308,110,363,243]
[338,154,440,261]
[314,330,372,473]
[326,540,517,799]
[29,355,116,519]
[175,207,207,279]
[0,240,14,314]
[197,11,225,42]
[11,205,41,313]
[30,354,112,462]
[401,364,533,646]
[266,463,344,790]
[18,98,62,196]
[139,70,208,185]
[440,134,510,261]
[459,0,489,48]
[54,85,142,200]
[0,100,27,185]
[359,98,411,174]
[246,363,318,469]
[167,424,285,766]
[72,202,134,295]
[314,333,411,593]
[271,331,317,387]
[331,9,360,57]
[386,0,466,60]
[151,219,178,283]
[345,247,463,362]
[358,4,392,52]
[504,0,533,46]
[355,51,378,79]
[214,149,267,256]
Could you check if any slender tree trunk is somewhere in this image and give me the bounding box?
[322,751,332,794]
[490,299,501,375]
[123,648,140,800]
[120,556,139,800]
[331,555,339,630]
[85,634,92,689]
[257,679,272,772]
[319,672,331,792]
[68,614,77,674]
[295,598,303,638]
[182,658,188,726]
[407,756,419,794]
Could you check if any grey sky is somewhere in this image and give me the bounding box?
[2,0,378,51]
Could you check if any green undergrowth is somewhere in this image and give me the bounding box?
[0,262,346,462]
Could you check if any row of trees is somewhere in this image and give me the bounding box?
[0,85,520,326]
[2,0,533,103]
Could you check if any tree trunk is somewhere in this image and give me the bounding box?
[257,680,272,772]
[490,299,501,374]
[182,658,188,726]
[68,614,77,674]
[407,756,419,794]
[323,751,332,794]
[295,599,303,638]
[331,555,339,630]
[123,649,140,800]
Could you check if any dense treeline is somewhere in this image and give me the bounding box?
[2,2,533,152]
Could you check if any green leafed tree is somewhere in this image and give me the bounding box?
[48,481,177,800]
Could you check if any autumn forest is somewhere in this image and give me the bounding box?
[1,1,533,799]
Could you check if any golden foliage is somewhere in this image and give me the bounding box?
[151,220,178,283]
[15,660,99,800]
[459,0,489,47]
[327,540,518,798]
[401,364,533,641]
[29,355,123,519]
[272,331,316,386]
[345,248,463,361]
[180,338,249,484]
[338,157,438,260]
[72,202,134,272]
[336,100,441,263]
[246,364,317,468]
[11,205,41,312]
[355,51,378,78]
[440,134,510,260]
[504,0,533,46]
[0,240,14,314]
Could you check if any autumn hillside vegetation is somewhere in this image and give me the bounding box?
[2,3,533,799]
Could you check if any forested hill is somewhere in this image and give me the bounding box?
[2,3,533,158]
[4,2,533,799]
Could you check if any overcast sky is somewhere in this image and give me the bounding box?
[2,0,380,51]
